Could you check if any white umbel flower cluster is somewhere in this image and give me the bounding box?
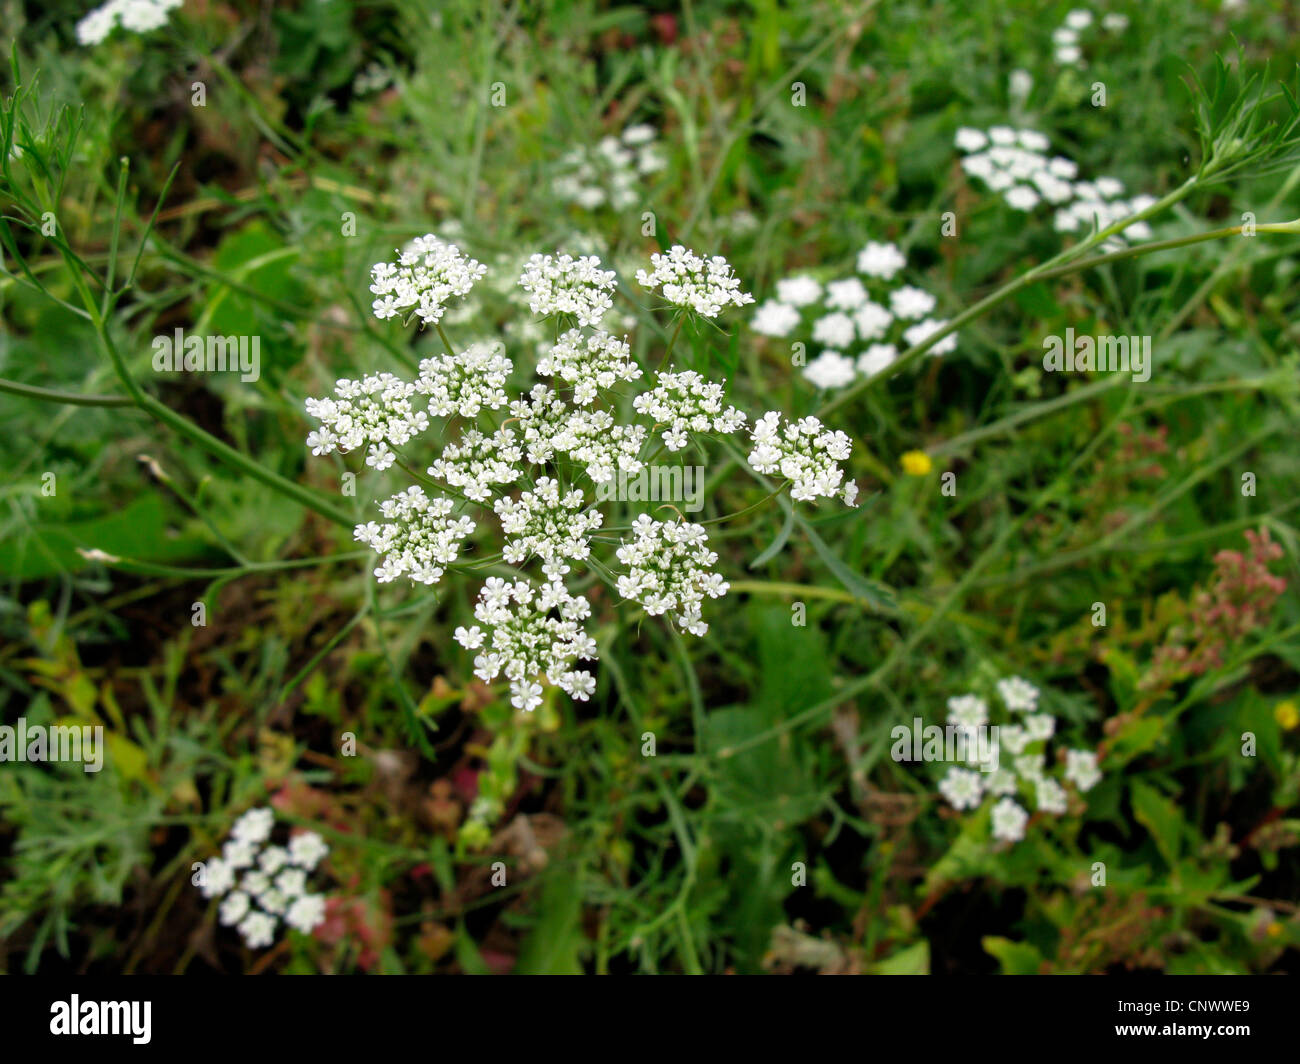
[954,127,1154,247]
[305,373,429,472]
[636,245,756,317]
[751,241,956,391]
[955,126,1073,210]
[614,516,729,635]
[455,578,598,708]
[747,412,855,503]
[633,370,747,451]
[517,254,617,327]
[416,342,513,418]
[494,477,603,576]
[936,677,1104,844]
[307,242,855,710]
[554,125,666,210]
[508,383,647,483]
[369,234,487,325]
[354,486,476,586]
[1052,8,1129,66]
[426,428,524,502]
[76,0,183,45]
[196,807,330,948]
[537,329,641,404]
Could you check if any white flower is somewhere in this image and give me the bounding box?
[636,245,754,317]
[633,370,747,451]
[1005,185,1040,211]
[238,912,278,949]
[509,383,645,483]
[1017,129,1051,152]
[76,0,183,45]
[222,838,256,871]
[494,476,603,568]
[1024,713,1056,741]
[803,351,857,390]
[747,411,853,502]
[614,516,729,636]
[852,302,893,342]
[275,868,309,898]
[537,329,640,404]
[354,486,475,587]
[455,625,485,649]
[289,831,330,870]
[902,318,958,356]
[622,123,656,146]
[1014,753,1046,782]
[856,241,906,280]
[939,767,984,811]
[517,253,617,327]
[752,301,802,337]
[954,127,989,153]
[857,343,898,377]
[775,275,823,307]
[991,798,1029,842]
[1055,45,1083,65]
[231,807,275,846]
[982,769,1019,797]
[565,670,597,701]
[889,286,936,321]
[946,694,989,731]
[467,578,597,707]
[1065,9,1093,29]
[1036,777,1069,814]
[1101,13,1129,31]
[824,278,869,310]
[197,811,331,949]
[999,724,1030,756]
[1065,749,1102,791]
[812,312,857,349]
[199,858,235,899]
[1049,156,1079,179]
[305,372,430,468]
[285,894,328,935]
[997,675,1040,713]
[219,891,251,926]
[416,342,513,418]
[555,127,660,209]
[369,234,486,326]
[427,427,524,502]
[76,5,120,44]
[240,870,270,898]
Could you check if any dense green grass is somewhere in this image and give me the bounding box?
[2,0,1299,974]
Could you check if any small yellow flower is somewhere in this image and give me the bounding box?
[1266,921,1284,939]
[901,450,933,476]
[1274,700,1298,731]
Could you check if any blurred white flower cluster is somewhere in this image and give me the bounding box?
[554,125,666,210]
[954,126,1156,248]
[76,0,183,45]
[1051,8,1130,67]
[305,236,855,711]
[196,807,330,949]
[936,677,1103,844]
[750,240,957,391]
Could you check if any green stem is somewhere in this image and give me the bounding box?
[0,376,133,407]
